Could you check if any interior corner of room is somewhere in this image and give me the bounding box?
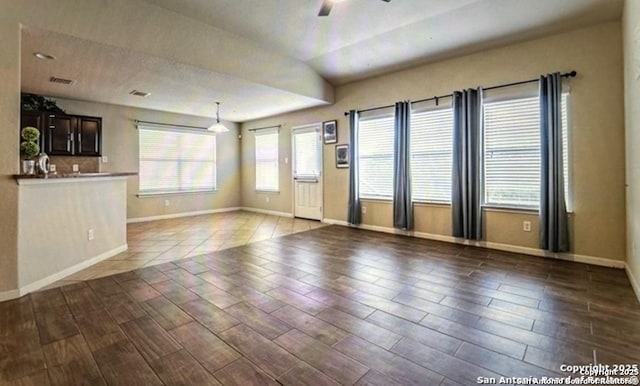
[0,0,639,309]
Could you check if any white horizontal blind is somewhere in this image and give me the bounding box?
[561,93,570,210]
[484,96,541,207]
[294,129,320,179]
[138,125,216,194]
[358,115,394,199]
[483,93,570,208]
[410,107,453,202]
[255,129,279,191]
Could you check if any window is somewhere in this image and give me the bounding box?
[483,93,569,208]
[138,125,216,195]
[255,128,279,192]
[293,128,320,179]
[410,106,453,202]
[358,114,394,199]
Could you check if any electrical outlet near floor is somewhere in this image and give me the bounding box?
[362,206,367,214]
[72,164,79,172]
[266,196,270,203]
[523,221,532,232]
[88,229,94,241]
[164,199,170,206]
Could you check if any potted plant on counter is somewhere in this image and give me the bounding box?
[20,126,40,175]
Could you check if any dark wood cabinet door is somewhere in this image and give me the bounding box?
[76,116,102,156]
[46,114,76,155]
[20,111,45,151]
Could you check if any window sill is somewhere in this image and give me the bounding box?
[482,205,538,215]
[360,196,392,202]
[137,189,217,197]
[256,190,280,195]
[413,201,451,208]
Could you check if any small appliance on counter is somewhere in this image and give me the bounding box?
[36,152,50,175]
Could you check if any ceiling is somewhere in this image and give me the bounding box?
[20,0,622,123]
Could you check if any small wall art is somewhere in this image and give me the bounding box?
[335,144,349,168]
[323,120,337,144]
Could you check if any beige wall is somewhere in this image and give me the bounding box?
[623,0,640,293]
[241,21,627,262]
[0,17,21,294]
[18,178,127,288]
[53,98,241,220]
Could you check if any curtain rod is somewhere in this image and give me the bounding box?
[343,70,577,116]
[135,120,208,130]
[248,124,281,132]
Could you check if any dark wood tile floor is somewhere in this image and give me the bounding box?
[1,225,639,385]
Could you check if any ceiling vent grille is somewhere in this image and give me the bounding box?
[130,90,151,97]
[49,77,75,85]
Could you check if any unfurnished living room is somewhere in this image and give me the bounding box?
[1,0,640,385]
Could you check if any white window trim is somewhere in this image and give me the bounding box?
[410,103,454,204]
[358,112,395,200]
[137,123,217,196]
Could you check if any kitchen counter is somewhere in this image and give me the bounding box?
[14,172,137,185]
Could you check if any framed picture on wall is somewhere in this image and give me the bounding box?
[335,144,349,168]
[323,120,337,144]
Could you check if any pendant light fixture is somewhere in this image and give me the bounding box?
[208,101,229,133]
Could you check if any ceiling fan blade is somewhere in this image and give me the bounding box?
[318,1,332,16]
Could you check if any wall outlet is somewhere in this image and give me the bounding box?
[362,206,367,214]
[266,196,270,203]
[102,156,108,163]
[523,221,532,232]
[284,157,288,164]
[88,229,94,241]
[164,199,170,206]
[72,164,79,172]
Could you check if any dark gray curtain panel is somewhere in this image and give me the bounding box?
[347,110,362,225]
[452,88,483,240]
[393,101,413,230]
[539,73,570,252]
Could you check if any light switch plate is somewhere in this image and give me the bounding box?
[102,156,108,163]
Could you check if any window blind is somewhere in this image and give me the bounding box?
[483,93,569,208]
[410,107,453,202]
[255,129,279,191]
[293,129,320,179]
[358,115,395,199]
[484,96,541,207]
[138,125,216,195]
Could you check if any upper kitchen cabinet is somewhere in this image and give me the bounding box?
[76,116,102,156]
[46,114,76,155]
[42,113,102,156]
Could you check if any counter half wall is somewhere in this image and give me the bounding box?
[16,174,131,293]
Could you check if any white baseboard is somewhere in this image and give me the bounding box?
[18,244,129,296]
[0,244,130,302]
[240,207,293,218]
[322,218,350,226]
[626,264,640,303]
[322,218,625,269]
[0,289,21,303]
[127,207,241,223]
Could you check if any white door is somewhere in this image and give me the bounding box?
[293,125,323,220]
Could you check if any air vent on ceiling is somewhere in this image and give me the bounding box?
[49,77,74,85]
[130,90,151,97]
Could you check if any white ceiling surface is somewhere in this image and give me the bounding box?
[21,0,622,123]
